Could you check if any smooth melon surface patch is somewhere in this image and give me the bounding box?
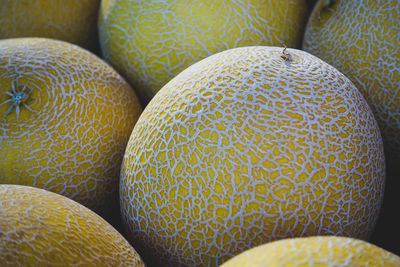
[0,184,145,267]
[99,0,308,104]
[120,46,385,266]
[0,38,142,216]
[221,236,400,267]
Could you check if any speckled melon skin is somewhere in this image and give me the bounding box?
[0,184,145,267]
[221,236,400,267]
[0,0,100,51]
[98,0,308,104]
[0,38,142,216]
[120,46,385,266]
[302,0,400,159]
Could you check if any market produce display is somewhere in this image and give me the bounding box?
[0,0,398,266]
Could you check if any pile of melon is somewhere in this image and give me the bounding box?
[0,0,399,266]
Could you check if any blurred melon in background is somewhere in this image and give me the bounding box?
[0,0,101,52]
[99,0,309,104]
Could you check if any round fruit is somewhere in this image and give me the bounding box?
[220,236,400,266]
[0,38,142,216]
[0,0,100,51]
[0,184,145,266]
[98,0,309,104]
[302,0,400,159]
[120,46,385,266]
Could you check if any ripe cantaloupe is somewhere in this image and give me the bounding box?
[0,0,100,51]
[303,0,400,159]
[98,0,309,104]
[0,38,142,217]
[220,236,400,266]
[120,46,385,266]
[0,184,145,266]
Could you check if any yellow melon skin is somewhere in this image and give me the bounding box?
[220,236,400,267]
[0,0,100,51]
[120,46,385,266]
[98,0,308,104]
[0,38,142,217]
[302,0,400,160]
[0,184,145,267]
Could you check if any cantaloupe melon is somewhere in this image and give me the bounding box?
[0,184,145,266]
[0,38,142,217]
[98,0,309,104]
[120,46,385,266]
[220,236,400,266]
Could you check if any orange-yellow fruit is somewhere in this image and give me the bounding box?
[120,46,385,266]
[0,38,142,216]
[98,0,309,104]
[0,0,100,51]
[303,0,400,159]
[221,236,400,267]
[0,184,145,266]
